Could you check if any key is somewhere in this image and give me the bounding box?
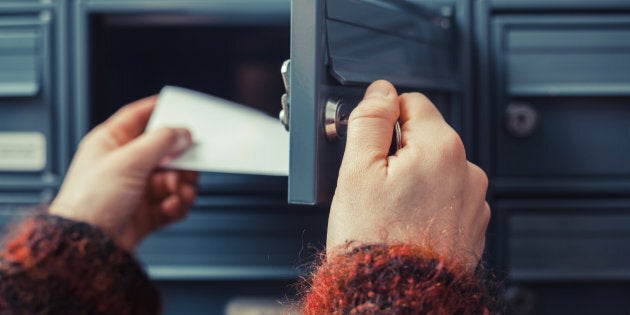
[389,121,402,156]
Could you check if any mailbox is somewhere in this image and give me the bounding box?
[0,5,65,185]
[286,0,630,313]
[0,1,68,210]
[287,0,472,205]
[1,0,630,313]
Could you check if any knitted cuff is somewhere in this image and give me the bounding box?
[0,214,160,315]
[302,244,493,314]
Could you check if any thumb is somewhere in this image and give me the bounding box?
[117,127,193,170]
[343,80,399,168]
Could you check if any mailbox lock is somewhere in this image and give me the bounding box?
[506,102,539,138]
[325,98,349,142]
[325,98,403,154]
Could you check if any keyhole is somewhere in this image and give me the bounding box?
[506,103,539,138]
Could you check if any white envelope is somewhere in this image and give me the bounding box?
[146,86,289,176]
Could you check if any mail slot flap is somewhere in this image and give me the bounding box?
[326,0,457,91]
[0,17,46,97]
[496,15,630,96]
[327,0,452,46]
[502,199,630,281]
[508,29,630,50]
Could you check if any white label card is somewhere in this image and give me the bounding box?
[0,132,46,172]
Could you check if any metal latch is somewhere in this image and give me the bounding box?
[279,59,291,131]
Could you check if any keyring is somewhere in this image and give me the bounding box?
[394,121,402,151]
[389,121,402,156]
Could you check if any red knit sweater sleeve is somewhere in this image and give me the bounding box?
[302,244,493,314]
[0,214,160,315]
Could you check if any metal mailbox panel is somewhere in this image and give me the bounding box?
[137,198,327,280]
[492,15,630,180]
[0,14,50,171]
[0,25,40,97]
[0,5,67,189]
[77,2,291,197]
[497,96,630,177]
[157,281,296,315]
[499,199,630,281]
[0,191,53,229]
[289,0,468,204]
[503,283,630,315]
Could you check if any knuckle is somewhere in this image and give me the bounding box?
[482,202,492,223]
[440,128,466,160]
[348,99,393,123]
[470,163,489,191]
[159,127,179,139]
[347,106,367,123]
[78,126,103,149]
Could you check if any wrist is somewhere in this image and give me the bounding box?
[304,243,494,314]
[48,200,136,252]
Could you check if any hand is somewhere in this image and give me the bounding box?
[50,96,199,252]
[327,80,490,267]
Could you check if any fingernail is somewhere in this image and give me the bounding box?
[364,80,391,99]
[174,129,192,151]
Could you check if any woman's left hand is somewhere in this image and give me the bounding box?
[50,96,199,252]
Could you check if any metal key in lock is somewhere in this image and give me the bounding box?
[278,60,401,154]
[391,120,402,155]
[325,98,402,155]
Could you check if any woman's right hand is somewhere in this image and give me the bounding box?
[327,80,490,268]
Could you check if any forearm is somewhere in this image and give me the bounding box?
[0,214,160,314]
[303,244,494,314]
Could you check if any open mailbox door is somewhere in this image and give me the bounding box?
[285,0,467,205]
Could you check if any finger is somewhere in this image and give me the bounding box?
[160,185,195,222]
[344,80,399,167]
[117,127,193,172]
[468,163,489,197]
[481,202,491,236]
[165,171,180,194]
[399,92,444,124]
[180,171,199,185]
[459,163,489,222]
[161,195,184,220]
[100,95,159,146]
[147,171,170,201]
[179,183,198,208]
[399,93,446,147]
[475,203,490,260]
